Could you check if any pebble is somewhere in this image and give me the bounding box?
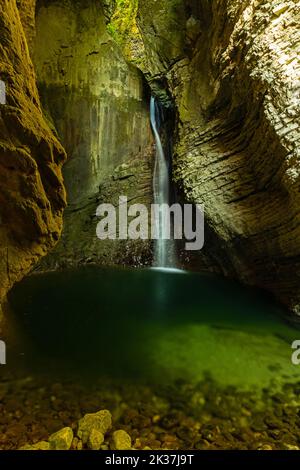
[112,430,132,450]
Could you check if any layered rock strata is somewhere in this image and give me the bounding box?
[106,0,300,312]
[0,0,66,318]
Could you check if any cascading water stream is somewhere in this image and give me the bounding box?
[150,96,176,269]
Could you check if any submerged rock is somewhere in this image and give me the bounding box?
[282,443,300,451]
[257,444,273,451]
[112,430,132,450]
[77,410,112,444]
[6,375,300,451]
[49,427,73,450]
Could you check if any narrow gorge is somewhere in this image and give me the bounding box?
[0,0,300,453]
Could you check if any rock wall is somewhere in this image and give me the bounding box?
[33,0,154,269]
[17,0,37,49]
[1,0,299,316]
[0,0,66,319]
[107,0,300,313]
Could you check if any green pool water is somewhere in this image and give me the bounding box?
[7,266,300,391]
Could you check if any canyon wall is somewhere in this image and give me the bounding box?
[106,0,300,313]
[1,0,299,317]
[33,0,154,269]
[0,0,66,319]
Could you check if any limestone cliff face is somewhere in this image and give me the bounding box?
[107,0,300,313]
[0,0,66,316]
[33,0,154,269]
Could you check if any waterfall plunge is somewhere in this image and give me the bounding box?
[150,96,176,269]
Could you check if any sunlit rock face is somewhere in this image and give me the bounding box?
[33,0,154,269]
[0,0,66,316]
[107,0,300,313]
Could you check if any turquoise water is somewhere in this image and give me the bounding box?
[7,266,300,390]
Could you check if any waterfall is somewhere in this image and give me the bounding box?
[150,96,176,268]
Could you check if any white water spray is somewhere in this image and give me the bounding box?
[150,96,176,268]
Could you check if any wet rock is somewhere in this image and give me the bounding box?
[176,426,194,441]
[257,444,273,451]
[160,413,179,430]
[0,1,66,309]
[112,430,132,450]
[71,437,79,450]
[282,443,300,451]
[264,416,282,430]
[32,1,153,273]
[49,427,73,450]
[3,373,300,451]
[87,429,105,451]
[194,439,211,450]
[128,0,300,314]
[77,410,112,444]
[19,441,50,450]
[148,440,162,450]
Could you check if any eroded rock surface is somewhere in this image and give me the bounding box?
[1,0,300,315]
[33,0,154,269]
[0,0,66,318]
[106,0,300,313]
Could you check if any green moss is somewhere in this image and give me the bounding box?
[106,0,145,66]
[106,22,118,40]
